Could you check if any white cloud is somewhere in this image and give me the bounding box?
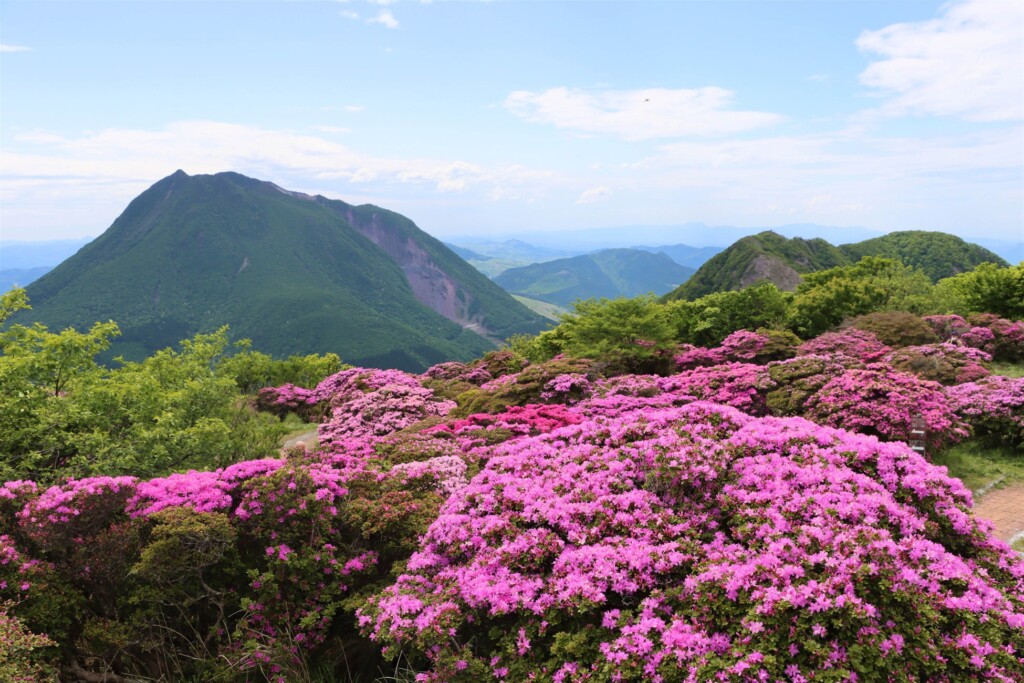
[576,186,610,204]
[857,0,1024,121]
[0,44,31,53]
[616,125,1023,232]
[339,9,360,20]
[504,86,784,140]
[311,125,353,134]
[0,120,563,233]
[368,9,399,29]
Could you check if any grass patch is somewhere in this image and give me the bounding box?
[931,440,1024,493]
[989,361,1024,378]
[512,295,567,322]
[279,412,317,443]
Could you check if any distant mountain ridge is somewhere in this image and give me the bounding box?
[16,171,549,370]
[0,267,54,292]
[667,230,1008,300]
[494,248,695,307]
[0,237,92,270]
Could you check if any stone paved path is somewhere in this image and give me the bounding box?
[973,484,1024,546]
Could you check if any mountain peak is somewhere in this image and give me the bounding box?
[19,172,548,370]
[665,230,1007,300]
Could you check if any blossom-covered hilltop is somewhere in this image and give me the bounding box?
[2,317,1023,682]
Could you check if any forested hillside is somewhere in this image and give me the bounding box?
[494,248,695,306]
[15,171,548,371]
[668,230,1009,300]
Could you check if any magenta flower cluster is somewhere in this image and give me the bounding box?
[802,364,969,447]
[360,402,1024,681]
[945,375,1024,446]
[797,329,891,364]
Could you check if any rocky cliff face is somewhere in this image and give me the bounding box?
[739,254,802,291]
[334,205,502,344]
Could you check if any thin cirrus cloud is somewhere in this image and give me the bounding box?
[504,86,785,141]
[0,121,561,222]
[576,186,611,204]
[857,0,1023,121]
[0,44,31,52]
[368,9,399,29]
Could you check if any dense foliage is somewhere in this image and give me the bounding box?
[667,230,1007,302]
[670,231,848,300]
[0,290,338,484]
[839,230,1007,282]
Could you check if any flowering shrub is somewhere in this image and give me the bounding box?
[361,403,1024,682]
[946,376,1024,447]
[315,378,452,448]
[847,311,939,347]
[960,326,997,351]
[455,357,595,416]
[760,354,846,417]
[674,330,799,371]
[802,365,969,448]
[718,329,770,360]
[0,604,56,683]
[3,337,1023,681]
[256,383,318,420]
[886,343,992,385]
[924,314,971,340]
[967,314,1024,362]
[796,328,890,363]
[658,363,767,415]
[673,344,725,371]
[539,373,594,404]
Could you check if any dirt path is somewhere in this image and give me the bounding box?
[282,427,318,451]
[973,484,1024,547]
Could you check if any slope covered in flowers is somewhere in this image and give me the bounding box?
[1,319,1023,681]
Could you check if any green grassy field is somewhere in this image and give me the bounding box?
[931,441,1024,493]
[512,295,568,321]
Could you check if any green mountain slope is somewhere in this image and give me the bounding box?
[838,230,1008,281]
[494,248,695,307]
[16,171,548,371]
[665,230,1008,301]
[668,232,847,300]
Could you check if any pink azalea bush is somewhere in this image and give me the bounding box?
[360,402,1024,682]
[659,363,768,415]
[256,383,318,419]
[796,329,891,364]
[959,315,1024,362]
[314,369,457,450]
[802,365,969,448]
[885,343,992,385]
[673,344,726,371]
[3,343,1023,681]
[674,330,798,371]
[945,376,1024,447]
[924,314,971,340]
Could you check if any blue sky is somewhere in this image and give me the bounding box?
[1,0,1021,245]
